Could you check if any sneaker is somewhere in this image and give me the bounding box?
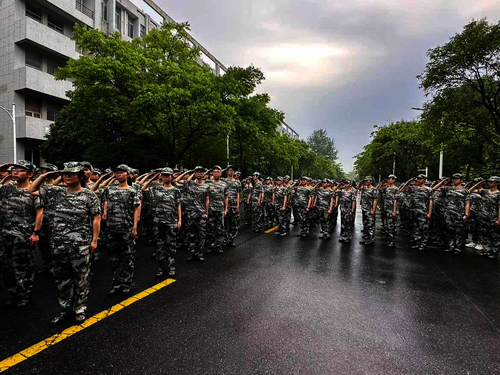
[280,232,287,236]
[453,250,462,255]
[122,287,131,296]
[197,256,205,262]
[465,242,477,248]
[107,286,121,296]
[168,269,176,277]
[156,269,165,277]
[218,249,224,254]
[50,311,71,325]
[186,256,194,262]
[75,313,86,324]
[475,244,484,251]
[488,253,498,260]
[16,299,31,308]
[444,248,454,253]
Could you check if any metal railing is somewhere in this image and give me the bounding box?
[76,0,94,19]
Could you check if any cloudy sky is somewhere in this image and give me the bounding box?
[156,0,500,172]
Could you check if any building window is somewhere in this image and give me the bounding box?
[115,10,121,31]
[26,6,42,23]
[128,20,134,38]
[101,2,108,21]
[47,102,62,121]
[25,97,42,118]
[47,62,60,76]
[48,17,64,34]
[140,24,146,37]
[25,50,43,71]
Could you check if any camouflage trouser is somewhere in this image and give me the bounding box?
[52,242,91,314]
[300,208,311,235]
[277,208,288,234]
[384,211,397,246]
[362,210,375,243]
[466,214,480,244]
[244,202,252,225]
[413,213,429,251]
[339,209,353,241]
[431,209,446,246]
[154,223,177,272]
[0,235,35,300]
[107,231,135,288]
[207,210,225,251]
[292,204,300,224]
[318,209,330,237]
[38,226,52,268]
[252,201,263,232]
[480,219,500,255]
[285,206,292,230]
[141,202,153,235]
[186,213,207,257]
[263,203,274,228]
[444,212,466,251]
[225,207,240,244]
[328,209,338,232]
[381,211,388,238]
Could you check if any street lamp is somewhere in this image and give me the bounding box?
[0,104,16,161]
[411,107,443,179]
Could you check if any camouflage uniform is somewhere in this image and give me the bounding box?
[379,189,387,239]
[0,182,42,302]
[150,184,181,273]
[103,185,141,289]
[441,186,470,252]
[314,188,333,238]
[399,190,412,236]
[478,190,500,256]
[274,186,288,235]
[360,186,378,244]
[262,184,274,228]
[207,181,227,252]
[467,192,482,245]
[408,186,433,251]
[243,183,253,225]
[429,189,445,246]
[184,180,209,258]
[380,186,400,247]
[338,189,356,242]
[295,186,312,236]
[38,182,56,271]
[251,181,264,232]
[224,178,241,245]
[40,185,100,315]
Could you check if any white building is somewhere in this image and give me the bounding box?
[0,0,227,165]
[279,121,299,139]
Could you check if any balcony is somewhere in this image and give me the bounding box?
[46,0,94,27]
[15,17,78,60]
[14,67,73,100]
[76,0,94,19]
[16,116,52,141]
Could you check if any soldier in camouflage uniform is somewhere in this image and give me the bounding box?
[103,165,141,295]
[314,180,335,240]
[175,167,209,261]
[358,177,379,245]
[0,161,42,307]
[272,177,288,236]
[470,177,500,259]
[282,176,293,231]
[250,172,264,232]
[327,180,339,232]
[294,178,313,237]
[336,180,356,243]
[262,177,275,229]
[401,175,433,251]
[206,166,227,254]
[143,167,181,277]
[29,162,101,324]
[224,166,241,247]
[242,178,253,225]
[378,175,400,247]
[465,178,483,250]
[433,173,470,255]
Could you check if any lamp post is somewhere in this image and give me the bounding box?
[0,103,16,161]
[411,107,443,178]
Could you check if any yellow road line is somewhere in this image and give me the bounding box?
[265,226,279,233]
[0,278,176,373]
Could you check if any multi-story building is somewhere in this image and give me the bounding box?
[0,0,227,165]
[279,121,299,139]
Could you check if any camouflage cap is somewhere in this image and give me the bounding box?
[194,166,206,172]
[161,167,173,175]
[306,177,312,182]
[451,173,463,179]
[62,162,83,173]
[472,177,483,183]
[487,176,500,183]
[388,174,397,180]
[276,176,283,181]
[12,160,36,173]
[130,168,139,175]
[81,161,93,172]
[40,163,58,172]
[416,174,427,179]
[114,164,130,174]
[234,171,241,176]
[226,165,234,171]
[93,169,103,175]
[212,165,222,171]
[265,176,273,181]
[253,172,260,176]
[283,175,290,180]
[365,176,374,181]
[105,168,113,173]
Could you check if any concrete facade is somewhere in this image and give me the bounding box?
[0,0,228,165]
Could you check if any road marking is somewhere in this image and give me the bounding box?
[265,226,279,233]
[426,246,438,249]
[0,278,176,373]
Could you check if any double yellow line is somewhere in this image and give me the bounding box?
[0,278,176,373]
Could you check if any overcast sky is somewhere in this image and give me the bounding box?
[156,0,500,172]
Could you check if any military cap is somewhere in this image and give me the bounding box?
[93,169,103,175]
[322,179,329,183]
[416,174,427,179]
[265,176,273,181]
[105,168,113,173]
[114,164,130,174]
[12,160,36,173]
[160,167,173,175]
[81,161,93,172]
[130,168,139,175]
[440,176,448,181]
[388,174,397,180]
[472,177,483,183]
[487,176,500,183]
[40,163,58,172]
[62,162,83,173]
[283,175,290,180]
[194,166,206,172]
[306,177,312,182]
[212,165,222,171]
[365,176,374,181]
[276,176,283,181]
[226,165,234,171]
[234,171,241,176]
[173,168,180,173]
[253,172,260,176]
[451,173,463,179]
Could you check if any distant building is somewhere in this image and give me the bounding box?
[0,0,226,165]
[278,121,299,139]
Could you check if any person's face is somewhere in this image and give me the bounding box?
[0,171,10,179]
[161,174,172,183]
[173,172,181,179]
[452,177,462,186]
[253,175,259,181]
[82,167,92,179]
[388,178,396,184]
[115,171,128,182]
[11,168,30,182]
[213,170,221,179]
[227,169,234,177]
[416,178,425,185]
[195,171,204,179]
[90,173,99,182]
[63,172,80,185]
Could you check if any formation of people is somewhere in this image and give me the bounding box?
[0,160,499,326]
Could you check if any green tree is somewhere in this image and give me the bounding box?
[307,129,339,162]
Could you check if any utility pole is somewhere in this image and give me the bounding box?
[0,104,16,161]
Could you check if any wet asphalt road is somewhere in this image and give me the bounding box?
[1,212,500,375]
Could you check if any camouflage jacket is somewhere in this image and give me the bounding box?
[380,186,400,213]
[243,185,253,202]
[224,178,241,208]
[40,185,100,245]
[360,186,378,212]
[469,192,482,216]
[150,184,181,225]
[441,186,471,215]
[293,186,311,207]
[183,180,209,216]
[408,186,433,215]
[478,189,500,220]
[103,185,141,233]
[208,181,227,212]
[314,188,332,211]
[262,185,273,204]
[252,181,264,203]
[337,189,356,212]
[0,182,42,238]
[274,186,288,208]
